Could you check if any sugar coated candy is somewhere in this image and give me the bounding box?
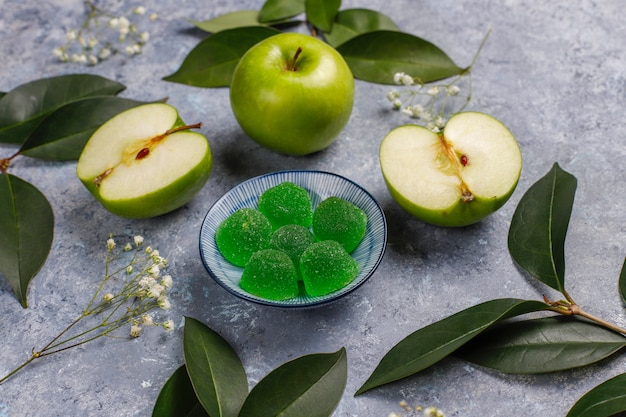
[270,224,316,276]
[240,249,299,300]
[215,208,272,267]
[258,182,313,229]
[312,196,367,253]
[300,240,359,296]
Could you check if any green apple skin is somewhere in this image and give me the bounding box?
[230,32,354,156]
[380,112,522,227]
[77,103,212,219]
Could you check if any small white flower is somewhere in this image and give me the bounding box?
[149,13,158,21]
[52,47,64,57]
[386,91,400,102]
[118,16,130,29]
[162,319,174,331]
[130,324,142,337]
[123,242,133,252]
[401,74,414,86]
[126,265,133,274]
[77,35,86,47]
[149,264,160,277]
[87,37,98,49]
[109,17,119,28]
[98,48,112,60]
[392,99,402,110]
[434,116,446,128]
[145,246,153,254]
[427,86,440,96]
[147,283,164,298]
[423,406,445,417]
[139,276,157,289]
[141,314,154,326]
[161,275,173,289]
[447,85,460,96]
[139,31,150,43]
[134,236,144,247]
[393,72,405,85]
[103,293,114,302]
[66,30,77,41]
[157,296,171,310]
[106,238,116,250]
[134,6,146,15]
[401,107,414,117]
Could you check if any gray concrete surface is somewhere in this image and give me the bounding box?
[1,0,625,416]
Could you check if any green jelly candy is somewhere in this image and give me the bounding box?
[270,224,316,276]
[258,182,313,229]
[240,249,299,300]
[215,208,272,267]
[312,196,368,253]
[300,240,359,297]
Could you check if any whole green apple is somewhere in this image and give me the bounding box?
[76,103,212,218]
[379,112,522,227]
[230,32,354,156]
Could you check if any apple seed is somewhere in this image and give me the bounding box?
[438,135,473,202]
[135,147,150,160]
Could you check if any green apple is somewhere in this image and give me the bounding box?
[230,32,354,156]
[76,103,212,218]
[379,112,522,227]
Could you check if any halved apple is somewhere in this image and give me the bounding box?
[379,112,522,227]
[76,103,212,218]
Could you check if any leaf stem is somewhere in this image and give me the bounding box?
[544,294,626,335]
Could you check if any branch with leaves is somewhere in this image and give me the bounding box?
[163,0,476,88]
[355,163,626,416]
[0,74,149,307]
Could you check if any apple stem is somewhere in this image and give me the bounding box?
[287,47,303,72]
[165,122,202,136]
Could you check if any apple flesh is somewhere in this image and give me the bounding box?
[230,32,354,156]
[76,103,212,218]
[379,112,522,227]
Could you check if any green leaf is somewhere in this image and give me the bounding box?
[305,0,340,33]
[0,74,125,145]
[239,348,347,417]
[0,92,5,99]
[324,8,400,48]
[258,0,305,23]
[163,26,279,88]
[355,298,549,395]
[457,316,626,374]
[336,30,465,84]
[508,163,577,294]
[183,317,248,417]
[190,11,264,33]
[567,372,626,417]
[0,173,54,308]
[153,365,210,417]
[619,258,626,303]
[19,96,146,161]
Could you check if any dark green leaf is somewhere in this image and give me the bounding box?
[0,173,54,308]
[508,163,577,293]
[0,92,5,99]
[619,258,626,303]
[0,74,125,145]
[19,96,146,161]
[239,348,347,417]
[163,26,279,88]
[305,0,340,33]
[183,317,248,417]
[457,316,626,373]
[336,30,465,84]
[567,372,626,417]
[324,8,400,48]
[355,298,549,395]
[258,0,305,23]
[190,11,264,33]
[153,365,210,417]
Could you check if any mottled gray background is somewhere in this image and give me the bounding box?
[1,1,625,416]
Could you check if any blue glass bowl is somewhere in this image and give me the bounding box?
[199,170,387,308]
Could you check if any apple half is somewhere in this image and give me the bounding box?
[379,112,522,227]
[77,103,212,218]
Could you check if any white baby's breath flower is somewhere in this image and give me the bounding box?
[98,47,112,60]
[134,6,146,15]
[393,72,405,85]
[106,237,116,250]
[386,91,400,102]
[392,99,402,110]
[149,264,160,277]
[141,314,154,326]
[157,296,171,310]
[147,283,164,299]
[447,85,460,96]
[161,275,173,289]
[149,13,158,21]
[401,74,414,86]
[126,265,133,275]
[52,47,64,57]
[427,86,440,96]
[134,235,144,247]
[103,293,114,302]
[66,30,77,41]
[108,17,119,28]
[162,319,174,331]
[118,16,130,29]
[123,242,133,252]
[139,31,150,43]
[87,37,98,49]
[130,324,142,338]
